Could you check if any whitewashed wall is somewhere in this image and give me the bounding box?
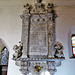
[55,5,75,75]
[0,0,75,75]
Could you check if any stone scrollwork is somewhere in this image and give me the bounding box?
[12,0,65,75]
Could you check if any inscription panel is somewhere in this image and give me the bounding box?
[29,23,48,56]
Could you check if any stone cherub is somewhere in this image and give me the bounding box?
[13,41,23,59]
[54,42,64,58]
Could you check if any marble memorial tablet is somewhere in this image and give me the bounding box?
[29,23,48,56]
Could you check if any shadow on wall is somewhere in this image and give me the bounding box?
[0,38,9,75]
[68,26,75,58]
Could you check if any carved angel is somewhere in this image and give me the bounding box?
[13,42,23,59]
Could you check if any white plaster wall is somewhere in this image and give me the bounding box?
[55,6,75,75]
[0,0,75,75]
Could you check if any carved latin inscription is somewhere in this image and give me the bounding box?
[29,23,48,56]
